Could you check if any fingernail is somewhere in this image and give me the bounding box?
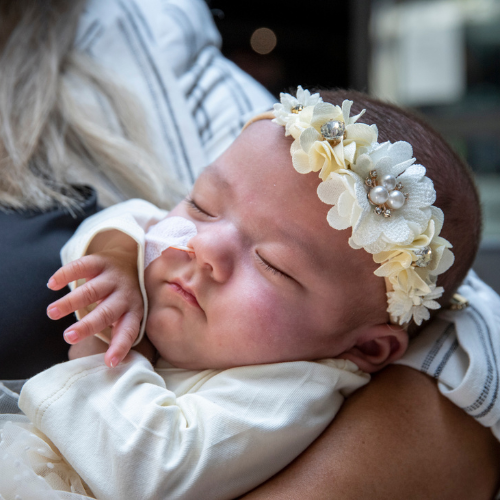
[47,306,60,320]
[47,278,56,289]
[64,331,78,344]
[110,357,119,368]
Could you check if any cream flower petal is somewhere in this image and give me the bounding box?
[308,141,336,178]
[299,127,322,153]
[326,206,351,230]
[345,123,378,147]
[292,149,312,174]
[343,142,357,165]
[296,86,320,106]
[311,102,343,130]
[317,174,345,205]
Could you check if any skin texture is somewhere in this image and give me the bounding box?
[145,120,405,370]
[242,365,500,500]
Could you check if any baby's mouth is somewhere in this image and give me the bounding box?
[168,281,201,309]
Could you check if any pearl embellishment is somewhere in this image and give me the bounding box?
[381,174,396,191]
[369,185,389,205]
[366,169,407,216]
[386,190,406,210]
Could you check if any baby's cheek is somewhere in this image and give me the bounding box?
[227,284,298,349]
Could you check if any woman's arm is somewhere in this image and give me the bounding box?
[242,365,500,500]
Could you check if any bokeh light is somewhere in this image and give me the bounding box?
[250,27,277,55]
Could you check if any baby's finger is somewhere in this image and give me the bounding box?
[47,256,104,291]
[104,311,143,368]
[47,278,114,320]
[63,298,126,345]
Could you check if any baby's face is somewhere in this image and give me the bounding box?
[145,121,387,369]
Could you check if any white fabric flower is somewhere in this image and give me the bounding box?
[273,86,320,136]
[318,141,436,254]
[388,283,444,325]
[290,100,378,180]
[373,206,454,280]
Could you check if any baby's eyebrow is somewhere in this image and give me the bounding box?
[203,164,232,193]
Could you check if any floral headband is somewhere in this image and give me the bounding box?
[245,87,455,326]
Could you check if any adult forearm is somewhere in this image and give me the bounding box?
[242,365,500,500]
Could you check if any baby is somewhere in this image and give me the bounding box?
[0,88,479,500]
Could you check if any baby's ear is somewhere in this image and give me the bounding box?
[338,324,408,373]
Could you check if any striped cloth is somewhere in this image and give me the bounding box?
[76,0,275,187]
[396,270,500,435]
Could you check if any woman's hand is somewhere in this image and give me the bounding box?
[46,231,144,368]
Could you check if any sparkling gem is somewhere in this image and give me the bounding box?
[365,178,373,187]
[404,192,409,199]
[386,190,406,210]
[321,120,345,140]
[396,182,403,190]
[381,174,396,191]
[384,209,392,218]
[414,247,432,267]
[369,185,389,205]
[370,170,378,178]
[291,104,303,114]
[374,207,383,215]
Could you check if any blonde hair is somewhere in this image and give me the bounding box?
[0,0,184,213]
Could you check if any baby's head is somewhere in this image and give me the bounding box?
[144,88,480,372]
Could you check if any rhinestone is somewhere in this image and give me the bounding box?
[370,170,378,178]
[374,206,383,215]
[383,209,392,218]
[365,178,373,187]
[396,182,403,190]
[404,192,409,200]
[291,104,303,114]
[321,120,345,141]
[414,246,432,267]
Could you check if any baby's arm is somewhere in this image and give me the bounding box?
[19,353,368,500]
[46,199,168,367]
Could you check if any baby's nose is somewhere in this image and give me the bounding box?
[189,224,237,283]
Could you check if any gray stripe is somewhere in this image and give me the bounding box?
[163,4,197,61]
[83,25,104,52]
[192,75,227,115]
[421,322,454,373]
[215,62,254,124]
[76,19,100,48]
[127,0,155,42]
[466,306,499,419]
[433,339,459,379]
[117,20,182,179]
[460,307,494,413]
[196,103,212,144]
[186,50,217,98]
[119,5,195,183]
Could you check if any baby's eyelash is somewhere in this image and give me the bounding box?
[257,254,291,280]
[185,197,213,217]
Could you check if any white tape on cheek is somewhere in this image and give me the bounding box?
[144,216,197,268]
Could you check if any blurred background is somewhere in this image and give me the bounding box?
[207,0,500,292]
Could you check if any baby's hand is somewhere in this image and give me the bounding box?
[47,233,143,368]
